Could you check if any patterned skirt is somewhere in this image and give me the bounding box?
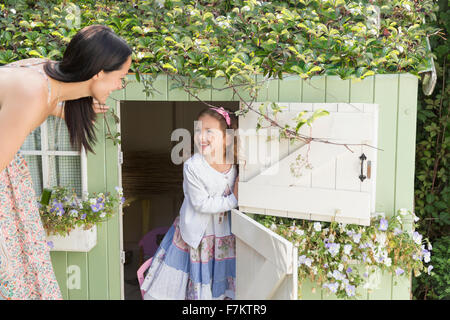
[140,214,236,300]
[0,153,62,300]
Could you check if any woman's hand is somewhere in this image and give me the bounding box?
[49,99,109,119]
[92,99,110,114]
[233,176,239,200]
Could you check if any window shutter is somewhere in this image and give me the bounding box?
[238,102,379,225]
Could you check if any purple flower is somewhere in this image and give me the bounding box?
[378,218,388,231]
[81,213,87,220]
[47,241,54,249]
[395,267,404,276]
[345,284,356,297]
[121,197,125,204]
[91,202,104,212]
[346,267,353,273]
[50,201,65,216]
[352,233,361,243]
[323,282,339,293]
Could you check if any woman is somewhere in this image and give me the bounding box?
[0,25,132,299]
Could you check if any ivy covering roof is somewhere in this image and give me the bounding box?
[0,0,438,86]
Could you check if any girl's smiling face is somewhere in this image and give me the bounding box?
[194,114,226,162]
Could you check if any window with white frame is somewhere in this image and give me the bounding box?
[20,115,88,198]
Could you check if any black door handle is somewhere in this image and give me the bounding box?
[359,153,367,182]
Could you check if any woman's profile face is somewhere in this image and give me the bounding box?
[90,55,132,104]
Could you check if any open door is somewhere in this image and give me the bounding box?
[231,209,298,299]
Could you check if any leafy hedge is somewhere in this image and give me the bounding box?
[0,0,438,85]
[413,0,449,300]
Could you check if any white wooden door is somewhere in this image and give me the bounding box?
[231,209,298,299]
[238,102,379,225]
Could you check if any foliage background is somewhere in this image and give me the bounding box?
[413,0,449,300]
[0,0,447,299]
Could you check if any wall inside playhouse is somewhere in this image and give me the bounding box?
[119,100,239,300]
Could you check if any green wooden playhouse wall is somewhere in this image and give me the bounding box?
[49,73,418,300]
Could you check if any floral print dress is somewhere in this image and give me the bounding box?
[0,61,62,300]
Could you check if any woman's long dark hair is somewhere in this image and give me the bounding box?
[44,25,132,153]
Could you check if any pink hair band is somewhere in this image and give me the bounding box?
[210,107,231,127]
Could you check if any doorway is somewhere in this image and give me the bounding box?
[120,100,238,300]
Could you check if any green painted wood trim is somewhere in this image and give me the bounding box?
[104,99,122,300]
[326,75,350,103]
[278,75,302,102]
[87,117,110,299]
[67,252,89,299]
[302,76,326,103]
[50,251,68,300]
[148,74,168,101]
[391,74,418,300]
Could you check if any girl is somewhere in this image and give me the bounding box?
[0,25,132,299]
[140,107,239,300]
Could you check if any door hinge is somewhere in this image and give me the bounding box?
[120,250,126,264]
[119,151,123,165]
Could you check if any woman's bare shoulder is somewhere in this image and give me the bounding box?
[0,69,48,110]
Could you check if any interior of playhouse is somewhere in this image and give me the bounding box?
[120,100,239,299]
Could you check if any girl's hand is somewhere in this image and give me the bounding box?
[233,176,239,200]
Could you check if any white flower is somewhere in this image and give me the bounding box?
[399,208,409,216]
[423,251,431,263]
[89,198,97,205]
[305,258,312,268]
[298,255,307,265]
[427,242,433,251]
[427,265,434,275]
[100,212,106,218]
[394,228,402,236]
[155,0,166,8]
[344,244,352,255]
[313,222,322,232]
[115,186,123,194]
[338,264,344,272]
[69,209,78,217]
[375,232,387,245]
[295,229,304,236]
[384,257,392,267]
[412,231,423,245]
[270,223,277,231]
[10,9,16,14]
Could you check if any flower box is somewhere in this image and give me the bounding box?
[46,225,97,252]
